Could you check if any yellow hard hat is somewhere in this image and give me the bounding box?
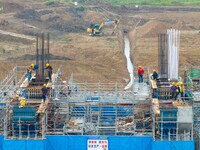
[43,84,47,87]
[172,82,175,85]
[153,69,156,72]
[30,63,34,67]
[179,82,183,85]
[46,63,50,67]
[16,94,19,98]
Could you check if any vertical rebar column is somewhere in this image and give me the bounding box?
[158,34,168,79]
[36,33,39,78]
[35,33,50,82]
[41,33,45,81]
[47,33,50,64]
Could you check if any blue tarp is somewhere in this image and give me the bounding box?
[152,141,194,150]
[0,136,195,150]
[108,136,152,150]
[46,136,89,150]
[0,136,3,149]
[3,139,45,150]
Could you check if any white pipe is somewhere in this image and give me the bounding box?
[167,29,180,80]
[124,36,134,90]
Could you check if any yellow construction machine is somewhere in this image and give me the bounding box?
[87,19,120,36]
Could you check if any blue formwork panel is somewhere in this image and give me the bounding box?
[159,108,178,131]
[160,108,177,122]
[117,106,133,117]
[71,106,85,117]
[102,106,115,111]
[0,103,6,106]
[152,141,194,150]
[86,96,100,101]
[91,106,99,112]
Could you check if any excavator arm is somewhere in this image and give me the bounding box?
[99,22,105,31]
[87,19,120,36]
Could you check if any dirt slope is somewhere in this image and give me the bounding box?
[0,1,199,82]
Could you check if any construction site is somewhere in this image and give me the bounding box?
[0,0,200,150]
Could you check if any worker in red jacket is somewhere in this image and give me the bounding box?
[138,66,144,83]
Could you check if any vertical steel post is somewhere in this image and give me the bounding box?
[36,33,39,78]
[47,33,50,64]
[42,33,45,81]
[158,34,168,80]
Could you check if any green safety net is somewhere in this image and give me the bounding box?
[189,68,200,79]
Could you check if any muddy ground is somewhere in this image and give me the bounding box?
[0,1,199,83]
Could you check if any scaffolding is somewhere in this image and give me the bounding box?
[0,65,52,140]
[152,100,193,141]
[0,65,198,143]
[48,76,152,136]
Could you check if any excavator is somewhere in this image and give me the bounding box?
[87,19,120,36]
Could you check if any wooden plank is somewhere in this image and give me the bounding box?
[37,102,46,113]
[46,73,55,87]
[152,98,160,114]
[20,73,36,88]
[150,79,157,89]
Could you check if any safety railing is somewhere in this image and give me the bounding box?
[62,99,152,136]
[0,66,27,102]
[52,81,150,103]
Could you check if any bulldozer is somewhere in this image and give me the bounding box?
[87,19,120,36]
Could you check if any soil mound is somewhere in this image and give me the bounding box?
[137,20,169,37]
[0,2,23,13]
[15,9,41,21]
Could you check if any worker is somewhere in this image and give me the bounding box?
[12,94,20,105]
[138,66,144,83]
[152,69,159,81]
[152,89,158,98]
[61,81,67,96]
[45,63,53,82]
[67,84,72,96]
[171,82,177,100]
[41,84,48,102]
[179,82,185,100]
[19,98,27,108]
[27,64,34,82]
[175,82,180,100]
[22,88,28,99]
[73,84,78,94]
